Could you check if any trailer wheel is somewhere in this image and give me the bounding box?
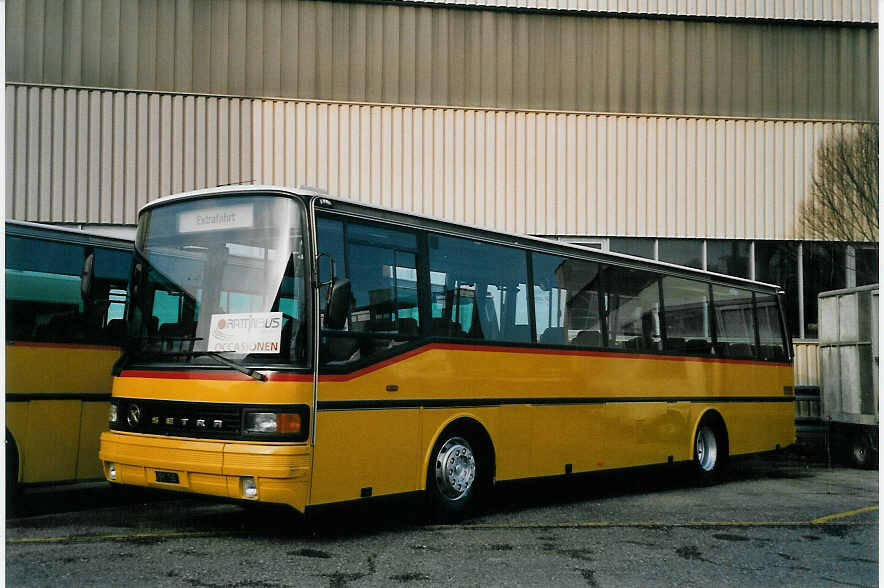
[848,431,874,469]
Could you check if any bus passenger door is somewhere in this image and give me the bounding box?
[310,216,423,505]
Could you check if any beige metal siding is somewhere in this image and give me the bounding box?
[6,0,878,121]
[402,0,879,23]
[6,85,255,224]
[7,84,872,240]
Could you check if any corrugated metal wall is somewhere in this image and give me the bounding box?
[7,84,869,240]
[794,341,820,386]
[407,0,879,23]
[6,0,878,120]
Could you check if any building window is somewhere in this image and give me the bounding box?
[854,247,879,286]
[754,241,800,338]
[609,238,654,259]
[707,240,751,278]
[802,243,847,339]
[658,239,703,269]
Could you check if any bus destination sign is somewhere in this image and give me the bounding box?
[178,204,254,233]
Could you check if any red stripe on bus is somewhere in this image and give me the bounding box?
[318,342,791,382]
[119,344,789,383]
[120,370,311,382]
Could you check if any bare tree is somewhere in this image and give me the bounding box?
[800,125,879,248]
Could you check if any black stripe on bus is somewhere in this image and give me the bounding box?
[6,393,111,402]
[317,395,795,411]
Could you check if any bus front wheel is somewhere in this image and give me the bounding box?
[427,433,482,520]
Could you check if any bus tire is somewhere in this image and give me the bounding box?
[693,417,728,483]
[6,432,19,512]
[426,430,485,520]
[848,431,874,469]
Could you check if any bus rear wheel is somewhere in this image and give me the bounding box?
[693,420,727,483]
[427,433,482,520]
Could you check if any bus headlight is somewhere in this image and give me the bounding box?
[107,462,117,480]
[244,412,278,433]
[109,403,118,424]
[243,410,305,436]
[241,476,258,499]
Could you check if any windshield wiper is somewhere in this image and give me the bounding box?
[128,337,267,382]
[189,351,267,382]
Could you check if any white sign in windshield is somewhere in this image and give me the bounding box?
[178,204,254,233]
[207,312,283,354]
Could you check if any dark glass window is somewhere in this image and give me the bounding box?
[7,236,85,275]
[428,235,530,343]
[5,236,130,345]
[707,240,751,278]
[661,276,712,355]
[604,267,661,352]
[854,247,879,286]
[316,217,420,365]
[711,285,757,359]
[755,293,787,361]
[532,253,603,346]
[755,241,799,338]
[609,238,654,259]
[658,239,703,269]
[803,243,846,339]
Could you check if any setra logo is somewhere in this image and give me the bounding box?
[127,404,142,428]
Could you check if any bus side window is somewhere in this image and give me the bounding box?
[428,235,530,344]
[660,276,713,356]
[604,267,661,352]
[532,253,602,347]
[6,236,87,344]
[755,292,787,361]
[94,248,132,344]
[712,285,758,359]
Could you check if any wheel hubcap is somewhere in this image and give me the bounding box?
[854,445,866,462]
[696,426,718,472]
[434,437,476,501]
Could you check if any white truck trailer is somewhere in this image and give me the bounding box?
[818,284,879,468]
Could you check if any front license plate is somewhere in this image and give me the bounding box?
[155,471,180,484]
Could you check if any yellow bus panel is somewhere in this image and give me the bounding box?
[6,343,121,484]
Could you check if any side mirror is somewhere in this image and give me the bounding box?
[325,278,351,330]
[131,262,143,297]
[81,252,95,301]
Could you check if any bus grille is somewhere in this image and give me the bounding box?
[111,399,242,439]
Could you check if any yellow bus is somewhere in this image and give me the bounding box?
[99,186,794,518]
[6,221,132,502]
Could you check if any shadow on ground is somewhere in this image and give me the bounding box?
[7,449,830,541]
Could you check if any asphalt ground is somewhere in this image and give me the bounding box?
[5,451,879,587]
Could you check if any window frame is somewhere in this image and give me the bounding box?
[313,209,791,366]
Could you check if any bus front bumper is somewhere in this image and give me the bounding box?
[99,431,311,512]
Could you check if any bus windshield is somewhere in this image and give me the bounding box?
[127,194,309,368]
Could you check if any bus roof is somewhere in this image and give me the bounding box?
[138,184,784,293]
[6,219,133,249]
